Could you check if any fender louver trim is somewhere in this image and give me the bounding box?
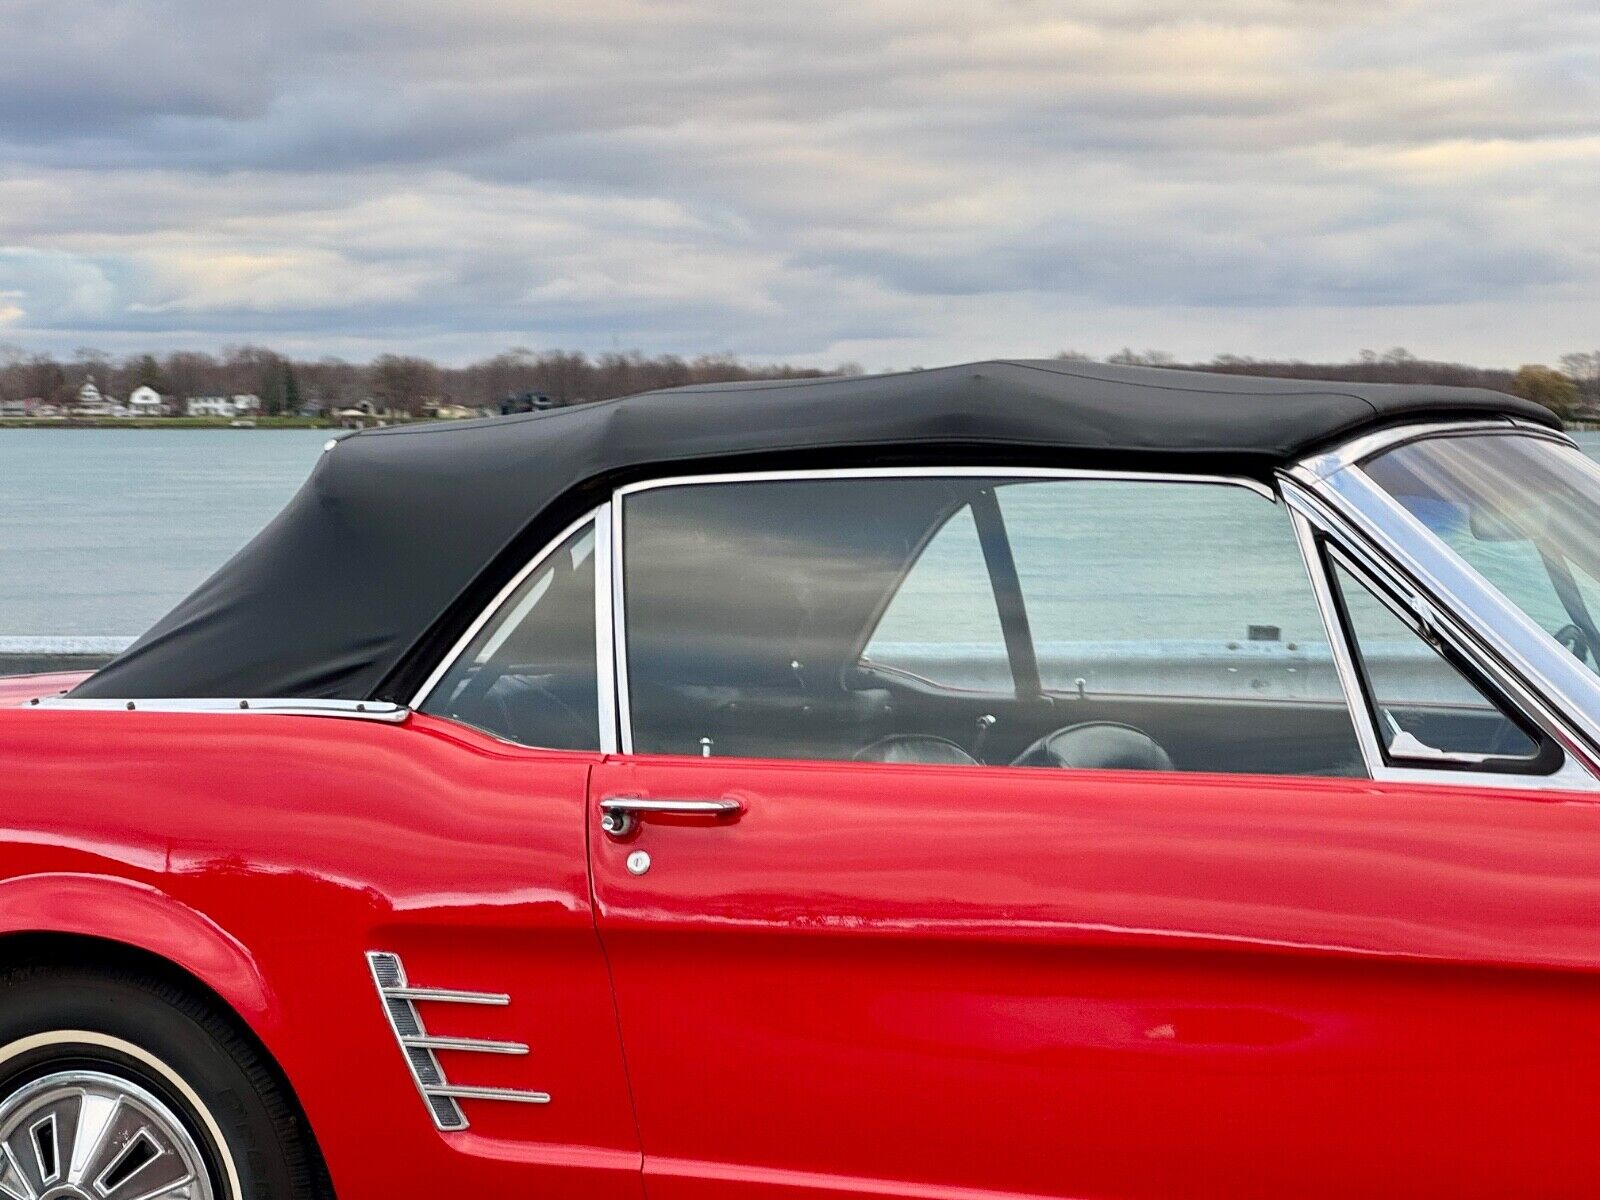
[366,951,550,1131]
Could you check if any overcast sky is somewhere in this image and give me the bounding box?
[1,0,1597,369]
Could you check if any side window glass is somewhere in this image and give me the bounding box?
[621,476,1367,778]
[863,504,1011,692]
[1329,558,1541,766]
[624,477,977,761]
[420,522,599,750]
[999,480,1363,778]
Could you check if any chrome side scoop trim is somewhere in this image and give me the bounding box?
[366,951,549,1131]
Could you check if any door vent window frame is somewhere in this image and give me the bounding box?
[1283,477,1596,790]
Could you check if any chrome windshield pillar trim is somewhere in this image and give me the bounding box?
[1293,418,1574,483]
[409,508,604,712]
[23,696,408,722]
[593,501,619,755]
[1281,473,1600,787]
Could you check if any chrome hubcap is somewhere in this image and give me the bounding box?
[0,1071,214,1200]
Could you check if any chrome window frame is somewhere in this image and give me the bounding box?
[1295,516,1578,785]
[609,465,1289,759]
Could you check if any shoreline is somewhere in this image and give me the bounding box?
[0,417,340,429]
[0,636,133,676]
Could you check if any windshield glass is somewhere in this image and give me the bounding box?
[1363,433,1600,677]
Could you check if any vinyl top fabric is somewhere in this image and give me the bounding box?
[74,358,1559,701]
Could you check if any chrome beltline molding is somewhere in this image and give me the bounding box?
[23,695,409,722]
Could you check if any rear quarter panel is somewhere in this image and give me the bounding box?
[0,706,640,1197]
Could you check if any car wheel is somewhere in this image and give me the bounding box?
[0,961,328,1199]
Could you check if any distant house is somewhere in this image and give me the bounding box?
[128,385,167,416]
[425,403,476,420]
[0,398,31,417]
[184,393,263,418]
[71,377,126,417]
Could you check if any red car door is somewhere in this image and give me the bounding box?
[588,469,1600,1198]
[589,759,1600,1199]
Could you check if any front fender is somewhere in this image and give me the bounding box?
[0,872,277,1031]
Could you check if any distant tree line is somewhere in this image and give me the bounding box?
[0,345,855,417]
[2,341,1597,419]
[1060,346,1600,418]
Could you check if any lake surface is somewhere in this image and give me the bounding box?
[2,426,1598,639]
[0,430,331,636]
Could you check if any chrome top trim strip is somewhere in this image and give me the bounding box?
[410,507,604,712]
[613,465,1277,501]
[1293,418,1573,483]
[380,985,509,1006]
[24,696,408,722]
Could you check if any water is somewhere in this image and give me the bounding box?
[0,429,330,636]
[2,427,1597,640]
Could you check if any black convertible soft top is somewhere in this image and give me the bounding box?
[74,358,1557,701]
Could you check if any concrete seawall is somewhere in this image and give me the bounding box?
[0,637,133,676]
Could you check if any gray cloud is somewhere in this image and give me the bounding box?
[1,0,1598,366]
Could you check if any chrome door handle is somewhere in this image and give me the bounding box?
[600,796,743,838]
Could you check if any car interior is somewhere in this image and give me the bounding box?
[427,472,1554,779]
[620,477,1371,775]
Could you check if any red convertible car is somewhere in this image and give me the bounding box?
[3,360,1600,1199]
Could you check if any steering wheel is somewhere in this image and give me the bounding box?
[1553,623,1595,667]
